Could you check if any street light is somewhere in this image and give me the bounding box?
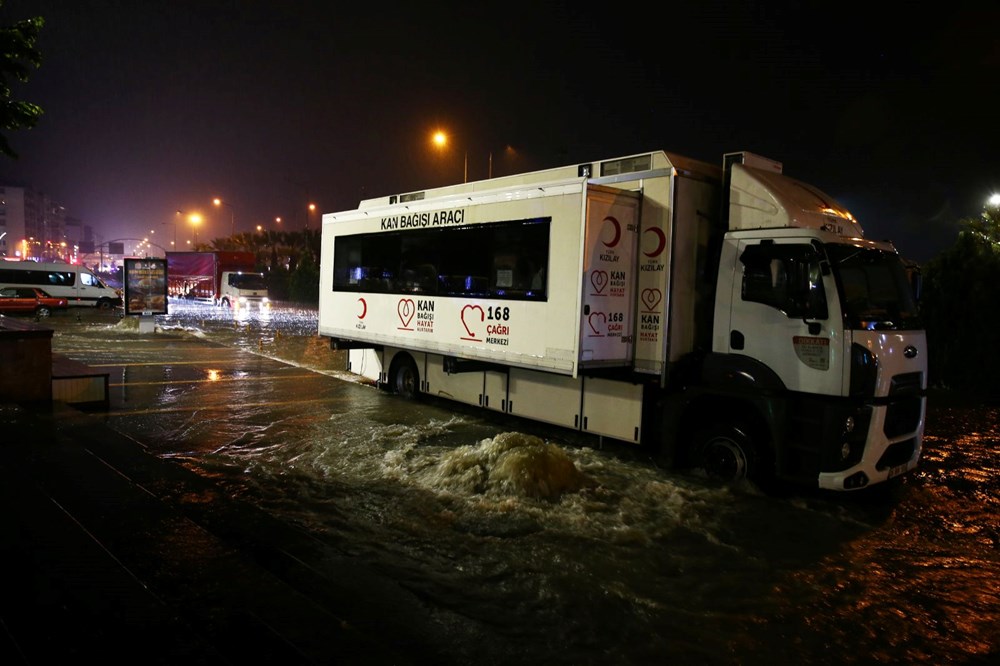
[432,130,467,183]
[213,197,235,237]
[431,130,499,183]
[176,210,202,246]
[160,221,177,247]
[988,193,1000,208]
[307,203,316,230]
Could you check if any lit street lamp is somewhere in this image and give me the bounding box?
[432,130,467,183]
[177,210,202,246]
[213,197,235,237]
[431,130,500,183]
[307,203,316,230]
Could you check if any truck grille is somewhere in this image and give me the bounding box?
[883,372,923,439]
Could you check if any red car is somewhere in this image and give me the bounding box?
[0,286,69,317]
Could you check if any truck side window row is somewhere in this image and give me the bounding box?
[332,218,551,301]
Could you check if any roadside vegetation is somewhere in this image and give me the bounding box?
[919,204,1000,398]
[192,229,321,305]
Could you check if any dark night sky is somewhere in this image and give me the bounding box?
[1,0,997,262]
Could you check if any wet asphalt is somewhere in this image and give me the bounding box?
[1,374,446,664]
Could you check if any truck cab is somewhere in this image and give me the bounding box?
[218,270,270,311]
[695,156,926,490]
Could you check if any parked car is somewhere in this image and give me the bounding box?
[0,286,70,317]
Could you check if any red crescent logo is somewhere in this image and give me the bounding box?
[643,227,666,257]
[357,297,367,319]
[602,216,621,248]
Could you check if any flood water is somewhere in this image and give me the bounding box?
[42,303,999,665]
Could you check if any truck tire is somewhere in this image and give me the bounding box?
[692,423,759,484]
[390,355,419,400]
[96,298,114,310]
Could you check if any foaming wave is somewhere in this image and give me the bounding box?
[414,432,594,500]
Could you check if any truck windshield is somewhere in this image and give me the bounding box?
[826,244,921,331]
[229,273,266,290]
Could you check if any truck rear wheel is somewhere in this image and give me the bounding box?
[390,355,419,399]
[692,423,759,484]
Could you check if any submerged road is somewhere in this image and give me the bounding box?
[3,306,997,665]
[1,328,445,664]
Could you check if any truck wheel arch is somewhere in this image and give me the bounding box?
[388,353,420,399]
[679,396,774,485]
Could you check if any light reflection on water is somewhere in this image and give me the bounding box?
[47,305,1000,665]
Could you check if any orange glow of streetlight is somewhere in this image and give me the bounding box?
[213,197,235,236]
[306,202,317,230]
[189,213,202,245]
[431,129,468,183]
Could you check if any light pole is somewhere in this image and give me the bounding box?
[431,129,497,183]
[213,198,235,237]
[306,203,316,230]
[161,220,177,248]
[432,130,468,183]
[177,210,202,246]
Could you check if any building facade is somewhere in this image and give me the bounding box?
[0,184,90,262]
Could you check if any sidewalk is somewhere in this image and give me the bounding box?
[0,401,439,665]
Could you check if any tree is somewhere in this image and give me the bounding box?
[919,204,1000,394]
[0,4,44,159]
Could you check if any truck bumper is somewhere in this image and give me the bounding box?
[817,396,926,490]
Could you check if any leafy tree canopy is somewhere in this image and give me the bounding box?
[0,2,44,159]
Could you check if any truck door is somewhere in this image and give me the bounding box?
[721,238,843,397]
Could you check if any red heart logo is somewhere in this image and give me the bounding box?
[397,298,415,327]
[460,304,484,339]
[588,311,606,336]
[591,270,608,294]
[641,288,661,312]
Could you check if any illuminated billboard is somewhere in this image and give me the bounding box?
[123,257,168,316]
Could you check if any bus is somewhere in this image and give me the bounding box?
[0,260,122,309]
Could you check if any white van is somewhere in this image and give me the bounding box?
[0,260,122,309]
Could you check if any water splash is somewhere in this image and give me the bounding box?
[418,432,593,499]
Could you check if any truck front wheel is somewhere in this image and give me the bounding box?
[389,355,419,400]
[692,423,759,484]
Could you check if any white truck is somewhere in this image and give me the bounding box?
[317,150,927,491]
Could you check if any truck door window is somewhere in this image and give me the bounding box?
[740,243,827,319]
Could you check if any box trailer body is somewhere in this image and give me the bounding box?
[318,150,927,492]
[166,251,270,310]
